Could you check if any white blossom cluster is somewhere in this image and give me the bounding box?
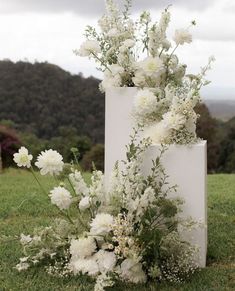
[14,133,199,290]
[77,0,215,145]
[77,0,195,93]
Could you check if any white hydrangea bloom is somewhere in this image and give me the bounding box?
[134,89,158,116]
[49,186,72,210]
[78,40,101,57]
[35,149,64,176]
[70,237,96,259]
[120,258,147,284]
[94,250,116,272]
[173,29,192,45]
[90,213,114,236]
[13,147,33,168]
[79,196,91,211]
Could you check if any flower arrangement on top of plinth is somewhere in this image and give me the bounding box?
[12,1,213,290]
[76,0,214,145]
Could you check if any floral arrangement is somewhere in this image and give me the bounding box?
[76,0,214,145]
[14,132,199,290]
[12,1,212,290]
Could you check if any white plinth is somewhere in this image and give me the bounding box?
[105,87,207,267]
[105,87,138,179]
[142,142,207,267]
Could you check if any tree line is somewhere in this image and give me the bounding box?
[0,60,235,173]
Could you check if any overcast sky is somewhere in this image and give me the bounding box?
[0,0,234,99]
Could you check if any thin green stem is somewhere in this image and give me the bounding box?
[91,52,112,73]
[30,167,48,196]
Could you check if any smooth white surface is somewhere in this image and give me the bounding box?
[142,142,207,267]
[105,87,207,267]
[105,87,138,181]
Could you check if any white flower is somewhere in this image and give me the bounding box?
[162,112,186,130]
[70,237,96,259]
[90,213,114,236]
[108,64,124,76]
[13,147,33,168]
[120,258,147,284]
[49,186,72,210]
[132,70,146,87]
[145,122,170,144]
[162,39,171,50]
[94,273,114,291]
[71,257,99,276]
[134,89,158,116]
[16,258,30,272]
[35,149,64,175]
[79,196,91,211]
[69,170,89,196]
[107,28,119,37]
[139,56,164,75]
[20,234,32,245]
[122,39,135,48]
[78,40,101,57]
[185,116,197,134]
[94,250,116,272]
[120,39,135,52]
[173,29,192,45]
[100,64,124,91]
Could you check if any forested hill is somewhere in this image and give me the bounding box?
[0,60,104,143]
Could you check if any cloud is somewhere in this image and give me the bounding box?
[0,0,214,16]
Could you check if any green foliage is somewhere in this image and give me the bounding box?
[0,171,234,290]
[195,103,220,173]
[0,60,104,143]
[81,144,104,171]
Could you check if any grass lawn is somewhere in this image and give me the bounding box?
[0,169,235,290]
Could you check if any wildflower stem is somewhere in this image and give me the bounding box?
[30,167,48,196]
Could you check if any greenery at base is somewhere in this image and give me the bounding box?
[0,170,234,290]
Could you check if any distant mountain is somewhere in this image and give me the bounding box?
[205,99,235,121]
[0,60,104,143]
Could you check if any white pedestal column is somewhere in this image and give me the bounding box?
[105,87,207,267]
[142,143,207,267]
[105,87,138,180]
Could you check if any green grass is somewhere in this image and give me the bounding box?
[0,169,235,291]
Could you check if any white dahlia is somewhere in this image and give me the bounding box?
[35,149,64,175]
[139,56,164,75]
[94,250,117,272]
[162,112,186,130]
[90,213,114,236]
[49,186,72,210]
[145,122,170,144]
[71,257,99,276]
[120,258,147,284]
[134,89,158,116]
[70,237,96,259]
